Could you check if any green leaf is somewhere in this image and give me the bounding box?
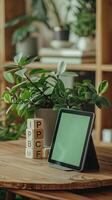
[94,95,111,109]
[16,103,27,116]
[30,76,39,82]
[14,53,23,65]
[3,71,14,83]
[20,89,31,100]
[44,87,54,95]
[98,80,109,95]
[2,91,12,103]
[99,96,112,108]
[29,68,51,75]
[5,14,28,28]
[4,63,18,68]
[14,54,39,67]
[56,61,67,76]
[15,68,27,78]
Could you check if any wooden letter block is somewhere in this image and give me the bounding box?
[26,129,32,140]
[25,148,33,159]
[27,118,44,129]
[35,129,44,139]
[34,139,43,149]
[33,149,43,159]
[26,139,43,149]
[26,128,44,140]
[25,148,43,159]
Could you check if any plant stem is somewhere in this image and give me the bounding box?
[24,72,51,102]
[50,0,62,27]
[25,72,43,94]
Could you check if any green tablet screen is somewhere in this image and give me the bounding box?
[50,110,93,168]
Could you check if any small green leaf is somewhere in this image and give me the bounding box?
[98,80,109,95]
[30,76,39,82]
[15,68,27,78]
[29,68,51,75]
[44,87,54,95]
[14,53,23,64]
[2,91,12,103]
[99,96,112,108]
[56,61,67,76]
[16,103,27,116]
[94,95,111,109]
[14,54,39,66]
[3,71,14,83]
[4,63,18,68]
[20,89,31,100]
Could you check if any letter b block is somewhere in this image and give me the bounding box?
[26,139,43,149]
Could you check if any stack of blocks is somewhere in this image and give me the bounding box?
[26,118,50,159]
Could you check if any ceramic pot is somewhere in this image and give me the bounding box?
[77,37,95,52]
[16,37,38,56]
[37,109,58,147]
[53,27,69,41]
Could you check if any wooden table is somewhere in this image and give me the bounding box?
[0,139,112,200]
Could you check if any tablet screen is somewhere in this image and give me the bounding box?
[48,109,95,171]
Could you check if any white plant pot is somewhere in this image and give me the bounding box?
[77,37,96,52]
[16,37,38,56]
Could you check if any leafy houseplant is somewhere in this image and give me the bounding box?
[6,0,73,44]
[5,0,50,56]
[72,0,96,51]
[0,54,111,141]
[6,18,39,56]
[44,0,73,41]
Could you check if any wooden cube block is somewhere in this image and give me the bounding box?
[33,149,43,159]
[27,118,44,129]
[26,140,32,148]
[25,148,43,159]
[26,139,43,149]
[34,139,43,149]
[42,147,50,159]
[26,129,32,140]
[25,148,33,159]
[26,128,44,140]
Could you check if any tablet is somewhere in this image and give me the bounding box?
[48,108,95,171]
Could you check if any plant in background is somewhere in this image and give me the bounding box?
[72,0,96,37]
[5,0,73,44]
[5,0,50,44]
[32,0,72,30]
[0,54,111,140]
[5,15,39,45]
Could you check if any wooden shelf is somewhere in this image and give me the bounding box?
[101,65,112,71]
[25,62,97,71]
[1,0,112,145]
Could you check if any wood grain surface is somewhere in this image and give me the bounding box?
[0,139,112,191]
[9,189,112,200]
[9,190,91,200]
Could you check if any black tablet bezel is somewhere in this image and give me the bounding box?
[48,108,95,171]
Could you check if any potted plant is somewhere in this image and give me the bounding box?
[5,0,51,56]
[31,0,73,41]
[6,0,74,52]
[5,16,39,56]
[72,0,96,52]
[1,54,111,144]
